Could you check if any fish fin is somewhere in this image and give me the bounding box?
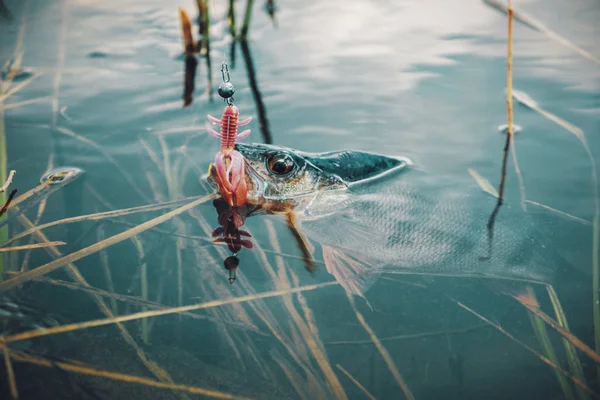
[322,245,379,302]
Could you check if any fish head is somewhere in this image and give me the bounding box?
[227,143,412,213]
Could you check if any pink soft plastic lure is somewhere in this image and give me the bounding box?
[208,104,252,206]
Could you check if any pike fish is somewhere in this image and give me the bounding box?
[216,143,563,298]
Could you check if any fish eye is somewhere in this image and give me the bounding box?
[267,154,296,176]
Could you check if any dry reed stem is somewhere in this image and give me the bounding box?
[0,170,15,192]
[0,241,65,252]
[272,351,310,400]
[510,292,600,365]
[20,155,53,272]
[513,69,600,385]
[326,324,487,346]
[346,293,415,400]
[9,351,252,400]
[4,180,50,211]
[178,8,196,53]
[55,126,149,201]
[1,282,336,343]
[3,346,18,399]
[264,221,346,399]
[140,139,164,174]
[449,296,599,398]
[0,73,43,104]
[0,193,216,292]
[525,200,591,226]
[336,364,377,400]
[483,0,600,66]
[14,213,183,390]
[1,271,266,334]
[97,224,118,314]
[0,96,51,111]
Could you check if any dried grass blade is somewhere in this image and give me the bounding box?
[510,291,600,365]
[2,282,336,343]
[525,200,591,226]
[0,96,51,111]
[0,73,43,103]
[3,346,18,399]
[0,241,66,252]
[346,293,415,400]
[2,195,207,247]
[483,0,600,65]
[336,364,377,400]
[0,193,216,293]
[449,295,599,398]
[10,351,252,400]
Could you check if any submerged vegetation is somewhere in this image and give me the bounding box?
[0,0,598,399]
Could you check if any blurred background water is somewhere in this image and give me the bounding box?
[1,0,599,399]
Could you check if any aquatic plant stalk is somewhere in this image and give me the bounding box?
[264,221,348,400]
[0,241,66,252]
[0,193,216,293]
[131,236,150,344]
[9,351,252,400]
[524,289,575,400]
[449,296,599,398]
[546,286,591,400]
[512,83,599,390]
[485,0,514,256]
[240,39,273,143]
[1,281,337,343]
[511,290,600,365]
[337,364,377,400]
[2,347,18,399]
[483,0,600,66]
[1,195,205,247]
[228,0,236,36]
[346,293,415,400]
[97,224,118,314]
[240,0,253,39]
[13,212,185,397]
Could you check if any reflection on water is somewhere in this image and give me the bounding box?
[1,0,599,399]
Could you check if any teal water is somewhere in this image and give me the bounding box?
[1,0,599,399]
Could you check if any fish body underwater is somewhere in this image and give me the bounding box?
[214,143,565,297]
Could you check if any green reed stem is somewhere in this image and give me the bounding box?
[547,286,590,400]
[240,0,254,39]
[527,287,575,400]
[228,0,236,37]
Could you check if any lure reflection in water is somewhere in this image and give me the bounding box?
[208,143,563,299]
